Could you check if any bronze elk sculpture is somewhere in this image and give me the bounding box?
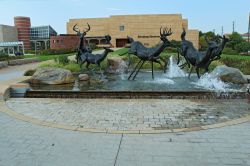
[177,29,229,78]
[127,27,172,80]
[73,23,92,63]
[79,35,113,71]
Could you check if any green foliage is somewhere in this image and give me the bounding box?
[170,40,181,48]
[54,55,69,65]
[63,63,81,73]
[222,48,239,55]
[208,61,225,71]
[227,32,245,50]
[199,31,221,51]
[235,42,250,53]
[220,54,250,74]
[89,43,97,50]
[26,48,76,55]
[0,55,24,62]
[23,69,36,76]
[111,48,129,56]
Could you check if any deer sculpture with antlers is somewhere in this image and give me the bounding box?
[73,23,92,63]
[127,27,172,80]
[79,35,113,70]
[177,28,229,78]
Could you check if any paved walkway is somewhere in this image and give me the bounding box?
[6,98,250,131]
[0,63,38,81]
[0,110,250,166]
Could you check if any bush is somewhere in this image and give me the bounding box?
[26,48,76,55]
[0,55,24,62]
[24,69,36,76]
[221,54,250,74]
[25,50,36,54]
[89,43,97,50]
[54,55,69,65]
[222,48,239,55]
[235,42,250,53]
[165,47,177,53]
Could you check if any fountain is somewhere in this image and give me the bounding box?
[165,55,187,78]
[10,25,248,100]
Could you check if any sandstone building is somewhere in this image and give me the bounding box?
[66,14,199,48]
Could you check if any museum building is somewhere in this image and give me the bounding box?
[66,14,199,48]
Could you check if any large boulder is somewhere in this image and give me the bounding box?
[78,74,89,81]
[106,57,128,74]
[29,67,75,85]
[210,65,248,84]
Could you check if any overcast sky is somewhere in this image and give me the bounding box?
[0,0,249,34]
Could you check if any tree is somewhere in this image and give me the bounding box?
[227,32,245,50]
[235,42,250,53]
[199,31,221,51]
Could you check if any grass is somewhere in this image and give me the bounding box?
[22,53,75,62]
[34,48,250,75]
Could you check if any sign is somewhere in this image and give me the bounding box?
[138,35,160,39]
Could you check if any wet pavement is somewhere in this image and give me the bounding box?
[6,98,250,131]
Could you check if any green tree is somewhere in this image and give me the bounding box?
[235,42,250,53]
[227,32,245,50]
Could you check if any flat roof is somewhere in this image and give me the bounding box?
[0,41,23,47]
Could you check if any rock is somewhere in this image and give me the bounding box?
[78,74,89,81]
[106,57,128,74]
[29,67,75,85]
[0,61,8,69]
[210,65,248,84]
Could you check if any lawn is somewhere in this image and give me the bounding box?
[33,48,250,75]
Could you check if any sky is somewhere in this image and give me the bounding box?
[0,0,249,34]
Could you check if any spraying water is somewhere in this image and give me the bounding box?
[117,61,128,80]
[194,73,230,92]
[165,56,187,78]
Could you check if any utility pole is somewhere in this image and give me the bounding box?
[248,13,250,55]
[248,13,250,43]
[221,26,224,36]
[213,29,215,34]
[233,21,235,33]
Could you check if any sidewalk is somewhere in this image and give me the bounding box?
[0,109,250,166]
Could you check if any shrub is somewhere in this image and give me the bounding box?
[235,42,250,53]
[89,43,97,50]
[221,54,250,74]
[26,48,76,55]
[208,61,225,71]
[63,63,81,73]
[222,48,238,55]
[24,69,36,76]
[54,55,69,65]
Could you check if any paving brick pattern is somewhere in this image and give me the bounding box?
[6,98,250,130]
[0,111,250,166]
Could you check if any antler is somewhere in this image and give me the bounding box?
[83,23,91,34]
[160,27,172,37]
[73,24,80,33]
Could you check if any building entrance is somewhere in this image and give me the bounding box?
[116,38,129,47]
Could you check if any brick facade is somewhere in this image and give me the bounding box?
[14,16,31,50]
[50,35,79,50]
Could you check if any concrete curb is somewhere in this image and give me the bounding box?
[0,76,31,101]
[1,101,249,134]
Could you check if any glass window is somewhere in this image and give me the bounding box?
[119,25,125,32]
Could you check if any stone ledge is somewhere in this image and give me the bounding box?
[8,58,39,66]
[0,61,8,69]
[0,76,31,101]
